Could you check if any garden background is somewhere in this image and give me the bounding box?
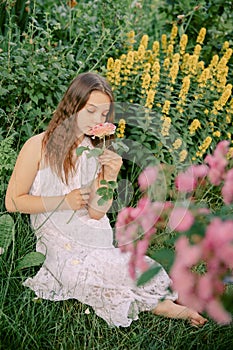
[1,0,233,349]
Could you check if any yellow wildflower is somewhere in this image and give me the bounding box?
[179,149,188,162]
[179,34,188,55]
[226,115,231,123]
[189,119,201,135]
[140,34,149,49]
[141,73,151,90]
[194,44,202,56]
[169,62,179,84]
[162,100,171,115]
[173,138,182,149]
[145,90,156,109]
[161,34,167,52]
[152,41,160,56]
[137,44,146,61]
[116,119,126,138]
[126,51,134,69]
[196,27,206,44]
[170,24,178,44]
[163,57,170,70]
[179,76,190,101]
[213,131,221,137]
[227,147,233,159]
[161,117,171,136]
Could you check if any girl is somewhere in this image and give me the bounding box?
[5,72,207,327]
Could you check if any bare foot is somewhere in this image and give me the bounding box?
[153,300,208,326]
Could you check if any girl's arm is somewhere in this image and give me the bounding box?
[88,149,122,220]
[5,134,89,214]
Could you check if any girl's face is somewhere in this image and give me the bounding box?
[77,91,111,136]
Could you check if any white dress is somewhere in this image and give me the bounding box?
[24,137,177,327]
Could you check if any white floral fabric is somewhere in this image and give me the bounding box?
[23,137,177,327]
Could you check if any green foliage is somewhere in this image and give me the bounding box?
[15,251,45,270]
[0,214,14,255]
[157,0,233,61]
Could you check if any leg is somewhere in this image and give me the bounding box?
[153,299,208,326]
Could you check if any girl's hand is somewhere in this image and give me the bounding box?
[65,187,91,210]
[98,149,123,181]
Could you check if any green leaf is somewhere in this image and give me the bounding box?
[100,179,108,185]
[137,265,161,286]
[76,146,89,156]
[150,249,175,271]
[97,197,108,206]
[15,252,45,270]
[0,214,14,254]
[86,148,103,158]
[96,187,108,196]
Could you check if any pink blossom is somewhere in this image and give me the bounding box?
[138,166,158,191]
[175,171,197,193]
[90,122,116,138]
[222,169,233,204]
[168,207,194,232]
[204,141,229,185]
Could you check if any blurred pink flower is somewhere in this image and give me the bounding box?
[205,140,229,185]
[90,122,116,138]
[168,207,194,232]
[175,171,196,193]
[175,164,208,193]
[222,169,233,204]
[138,166,158,191]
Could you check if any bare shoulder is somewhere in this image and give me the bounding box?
[18,132,45,167]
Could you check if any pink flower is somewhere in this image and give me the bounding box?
[90,122,116,138]
[175,165,208,193]
[168,207,194,232]
[222,169,233,204]
[175,171,196,193]
[204,140,229,185]
[138,166,158,191]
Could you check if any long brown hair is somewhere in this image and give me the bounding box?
[42,72,114,183]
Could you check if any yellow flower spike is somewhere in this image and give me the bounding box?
[141,73,151,89]
[194,44,202,56]
[179,76,190,101]
[163,57,170,70]
[223,48,233,62]
[196,27,206,44]
[126,51,134,69]
[189,119,201,135]
[116,118,126,138]
[152,41,160,56]
[179,149,188,162]
[167,44,174,57]
[222,41,230,50]
[179,34,188,55]
[169,62,179,84]
[227,147,233,159]
[170,24,178,44]
[107,57,114,71]
[145,89,156,109]
[213,131,221,137]
[162,100,171,115]
[140,34,149,49]
[198,67,210,87]
[226,115,231,123]
[137,44,146,61]
[161,34,167,52]
[161,117,171,136]
[172,138,182,149]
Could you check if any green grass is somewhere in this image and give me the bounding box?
[1,216,233,350]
